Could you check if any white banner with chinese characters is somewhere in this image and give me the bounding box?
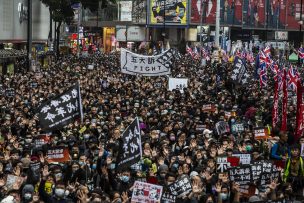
[120,48,174,76]
[168,78,188,93]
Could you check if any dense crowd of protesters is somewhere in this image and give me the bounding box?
[0,47,304,203]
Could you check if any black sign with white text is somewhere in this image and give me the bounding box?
[37,83,83,130]
[116,118,142,171]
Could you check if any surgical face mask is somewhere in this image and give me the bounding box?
[55,173,62,179]
[220,193,228,201]
[64,190,70,197]
[55,188,65,198]
[25,138,32,143]
[24,193,32,200]
[147,112,151,116]
[79,161,85,166]
[160,173,166,178]
[120,175,129,183]
[231,119,235,123]
[246,145,252,152]
[92,164,97,170]
[84,134,90,139]
[170,135,175,141]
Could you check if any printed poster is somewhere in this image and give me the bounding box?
[168,78,188,93]
[220,0,242,26]
[205,0,217,24]
[286,0,303,30]
[131,181,163,203]
[149,0,188,25]
[47,147,71,163]
[242,0,266,28]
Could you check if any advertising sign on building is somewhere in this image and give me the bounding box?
[120,1,133,21]
[220,0,242,26]
[127,26,146,41]
[149,0,188,25]
[132,0,147,24]
[242,0,266,29]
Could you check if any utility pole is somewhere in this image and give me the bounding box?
[300,0,303,46]
[215,0,220,48]
[77,3,82,58]
[27,0,32,71]
[199,0,203,45]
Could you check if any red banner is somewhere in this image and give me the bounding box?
[272,80,279,128]
[279,0,287,28]
[286,0,303,30]
[281,68,287,132]
[242,0,266,28]
[295,79,303,141]
[205,0,217,24]
[191,0,201,23]
[220,0,243,26]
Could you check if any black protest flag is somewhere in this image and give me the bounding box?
[116,118,142,171]
[37,83,83,130]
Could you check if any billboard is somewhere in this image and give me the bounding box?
[286,0,303,30]
[242,0,266,29]
[265,0,285,29]
[220,0,242,26]
[132,0,147,24]
[120,1,133,21]
[191,0,202,24]
[205,0,217,24]
[149,0,189,25]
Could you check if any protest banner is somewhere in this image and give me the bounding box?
[116,118,142,171]
[168,175,192,198]
[217,156,240,173]
[228,165,252,195]
[251,162,263,182]
[254,127,269,140]
[5,88,15,97]
[121,48,177,76]
[6,175,24,190]
[231,57,249,84]
[231,123,245,134]
[34,134,50,148]
[131,181,163,203]
[37,83,83,130]
[215,121,230,135]
[47,147,70,163]
[161,192,176,203]
[30,161,41,181]
[202,104,217,112]
[168,78,188,93]
[232,154,251,165]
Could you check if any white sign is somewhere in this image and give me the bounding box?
[87,64,94,70]
[232,154,251,165]
[301,144,304,157]
[168,78,188,93]
[116,25,126,42]
[120,48,173,76]
[131,181,163,203]
[120,1,132,21]
[275,31,288,40]
[127,26,145,42]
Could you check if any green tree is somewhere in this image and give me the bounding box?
[40,0,74,55]
[41,0,116,55]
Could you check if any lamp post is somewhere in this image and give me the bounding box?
[27,0,32,71]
